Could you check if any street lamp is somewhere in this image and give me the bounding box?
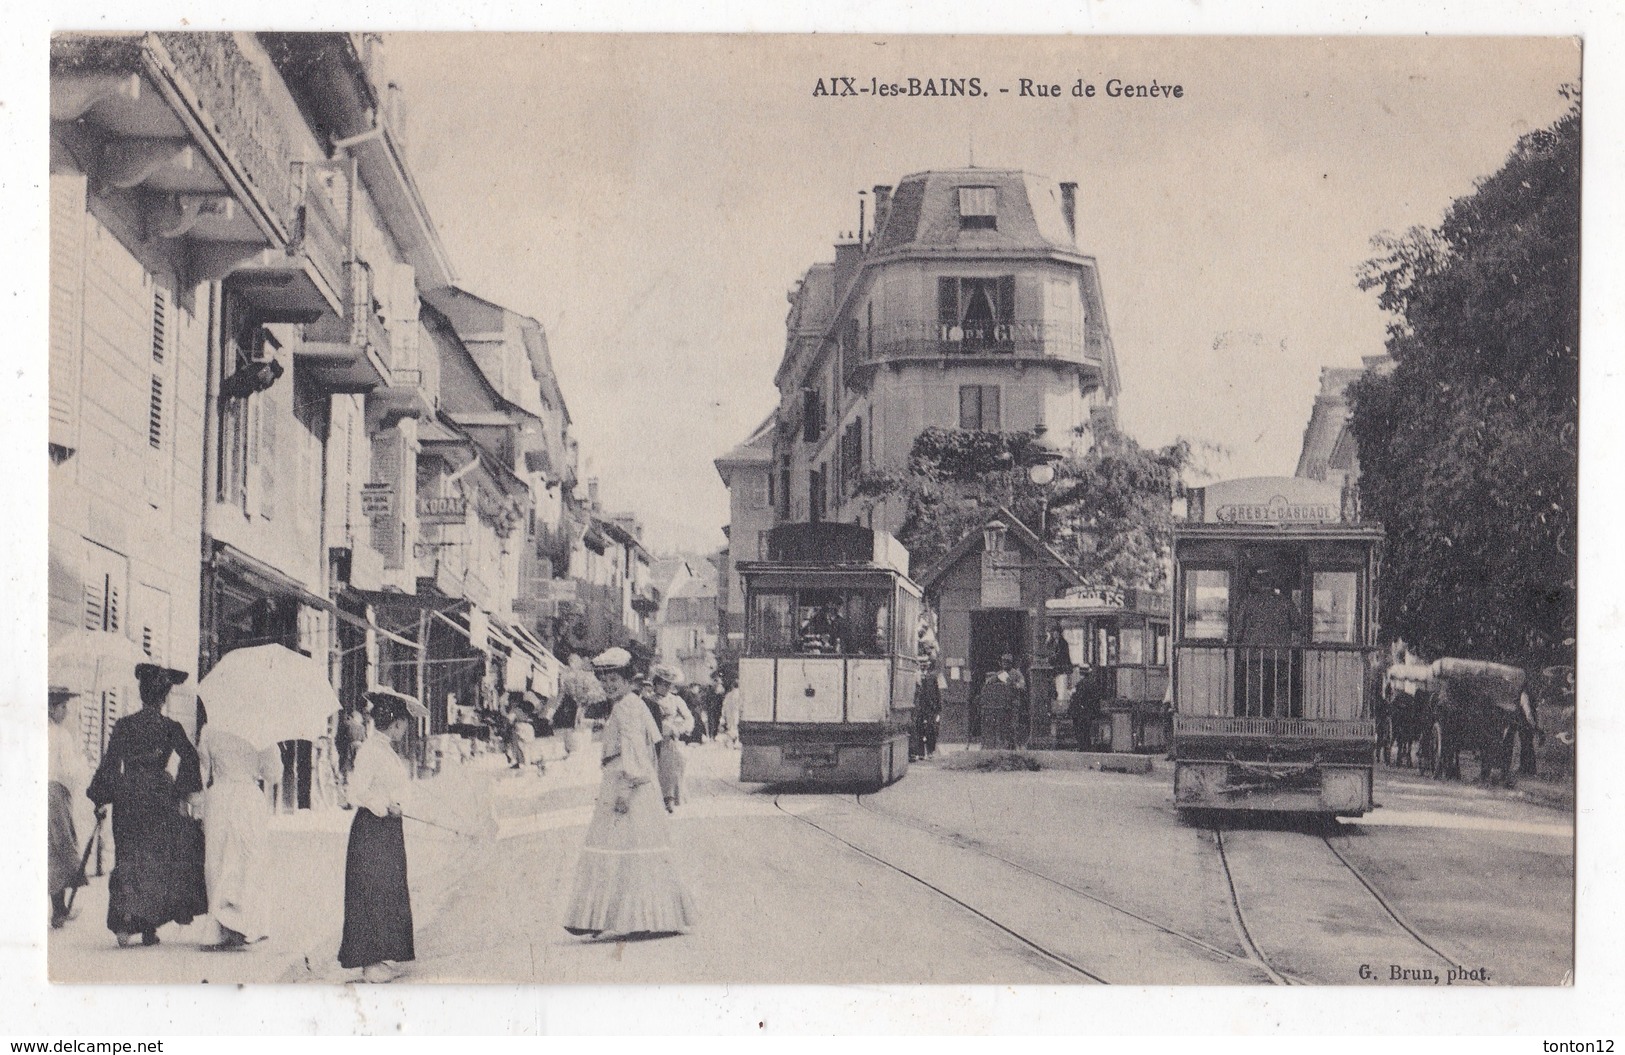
[1024,424,1066,538]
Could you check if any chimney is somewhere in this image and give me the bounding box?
[872,185,893,243]
[1060,182,1078,241]
[833,236,863,299]
[587,477,600,512]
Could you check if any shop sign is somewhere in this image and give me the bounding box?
[1214,495,1339,524]
[1199,476,1343,525]
[361,483,393,516]
[417,495,468,525]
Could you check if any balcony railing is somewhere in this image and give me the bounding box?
[292,160,348,300]
[297,259,391,392]
[155,32,299,236]
[856,318,1103,368]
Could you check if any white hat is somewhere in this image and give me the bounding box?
[591,647,634,672]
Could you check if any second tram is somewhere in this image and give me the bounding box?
[1170,477,1383,816]
[737,523,923,787]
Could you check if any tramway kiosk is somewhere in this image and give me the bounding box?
[737,523,924,787]
[1170,477,1383,816]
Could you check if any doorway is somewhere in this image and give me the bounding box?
[968,608,1028,740]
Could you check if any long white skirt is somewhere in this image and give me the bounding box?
[563,768,697,936]
[202,779,271,941]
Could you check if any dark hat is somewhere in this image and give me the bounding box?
[134,662,189,687]
[48,684,79,701]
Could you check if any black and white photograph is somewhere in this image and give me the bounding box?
[13,13,1609,1034]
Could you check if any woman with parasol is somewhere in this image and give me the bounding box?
[338,691,423,982]
[562,648,697,939]
[196,714,281,950]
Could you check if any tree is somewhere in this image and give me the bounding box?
[1348,93,1578,669]
[857,426,1195,590]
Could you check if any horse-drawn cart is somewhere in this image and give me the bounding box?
[1421,658,1537,787]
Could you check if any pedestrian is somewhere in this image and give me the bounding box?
[86,663,208,948]
[717,673,742,749]
[563,648,697,940]
[336,705,366,783]
[48,685,90,929]
[683,681,712,745]
[650,664,694,811]
[976,654,1024,750]
[338,692,418,983]
[1068,663,1101,751]
[197,720,280,950]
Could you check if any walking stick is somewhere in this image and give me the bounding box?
[64,812,105,914]
[401,813,481,839]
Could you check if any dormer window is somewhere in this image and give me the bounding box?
[958,186,997,229]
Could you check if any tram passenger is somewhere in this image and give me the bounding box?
[1234,567,1303,718]
[799,604,841,654]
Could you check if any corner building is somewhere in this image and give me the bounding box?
[770,169,1123,536]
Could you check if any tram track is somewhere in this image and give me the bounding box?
[1208,818,1488,986]
[850,793,1293,984]
[772,793,1109,983]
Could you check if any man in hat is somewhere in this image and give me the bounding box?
[48,685,90,927]
[87,662,207,947]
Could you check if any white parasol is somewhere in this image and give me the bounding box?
[197,644,339,749]
[49,627,153,697]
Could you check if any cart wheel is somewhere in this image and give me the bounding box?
[1502,727,1522,789]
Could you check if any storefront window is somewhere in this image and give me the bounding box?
[1183,569,1230,640]
[1312,571,1359,644]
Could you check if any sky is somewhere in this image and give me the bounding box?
[382,34,1579,554]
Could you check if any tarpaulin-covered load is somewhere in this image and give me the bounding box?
[1431,658,1528,719]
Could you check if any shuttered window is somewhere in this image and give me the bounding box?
[959,385,1001,431]
[49,172,87,453]
[370,429,406,568]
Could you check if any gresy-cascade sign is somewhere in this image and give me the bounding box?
[1194,476,1346,525]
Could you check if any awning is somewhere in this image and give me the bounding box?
[212,541,421,650]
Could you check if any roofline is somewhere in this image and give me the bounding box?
[915,506,1083,592]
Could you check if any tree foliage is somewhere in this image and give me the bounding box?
[1348,94,1578,669]
[857,426,1193,590]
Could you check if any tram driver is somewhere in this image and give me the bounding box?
[1234,566,1304,718]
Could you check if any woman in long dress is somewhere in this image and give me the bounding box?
[563,649,697,939]
[197,723,279,950]
[86,663,207,947]
[649,664,694,812]
[338,695,416,982]
[48,686,90,928]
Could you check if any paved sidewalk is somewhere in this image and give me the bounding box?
[46,738,616,985]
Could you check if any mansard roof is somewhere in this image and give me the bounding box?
[872,168,1077,255]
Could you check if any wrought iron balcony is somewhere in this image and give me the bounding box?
[51,33,301,276]
[850,318,1106,374]
[223,161,348,323]
[297,259,392,393]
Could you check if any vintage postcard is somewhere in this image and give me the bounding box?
[34,26,1582,1023]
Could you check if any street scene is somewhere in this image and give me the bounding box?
[41,31,1578,996]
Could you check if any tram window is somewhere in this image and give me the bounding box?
[794,588,892,656]
[1183,569,1231,640]
[1153,623,1169,666]
[1062,627,1087,666]
[1095,626,1119,666]
[898,590,921,657]
[1119,626,1144,666]
[1312,571,1359,644]
[747,592,796,655]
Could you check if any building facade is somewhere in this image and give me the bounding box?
[767,169,1122,537]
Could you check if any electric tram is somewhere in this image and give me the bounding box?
[737,523,923,787]
[1169,477,1383,816]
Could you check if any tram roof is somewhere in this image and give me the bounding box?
[1173,522,1385,543]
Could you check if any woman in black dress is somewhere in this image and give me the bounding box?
[86,663,207,947]
[338,694,416,983]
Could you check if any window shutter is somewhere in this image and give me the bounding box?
[370,429,405,568]
[259,391,278,521]
[959,385,979,430]
[938,277,958,326]
[983,386,1001,431]
[49,172,87,452]
[997,275,1016,322]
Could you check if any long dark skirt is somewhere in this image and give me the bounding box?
[106,774,207,935]
[338,810,414,969]
[48,781,86,898]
